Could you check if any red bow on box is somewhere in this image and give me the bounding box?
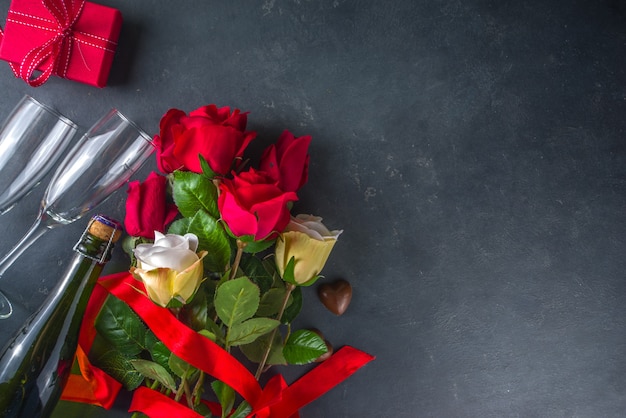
[61,272,375,418]
[0,0,121,87]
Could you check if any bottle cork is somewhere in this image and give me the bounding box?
[88,214,123,243]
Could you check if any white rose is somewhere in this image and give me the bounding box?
[134,232,200,271]
[131,232,206,307]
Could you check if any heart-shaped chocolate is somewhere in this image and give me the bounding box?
[317,279,352,315]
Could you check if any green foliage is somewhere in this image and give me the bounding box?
[240,254,274,293]
[198,155,218,179]
[172,171,219,219]
[281,286,302,324]
[257,288,290,317]
[93,349,144,391]
[150,341,174,375]
[240,331,287,366]
[168,210,231,273]
[227,317,280,346]
[211,381,235,418]
[242,238,276,254]
[214,277,260,328]
[179,290,209,331]
[229,401,252,418]
[283,329,328,365]
[95,296,147,356]
[130,360,177,392]
[280,256,297,285]
[168,353,196,379]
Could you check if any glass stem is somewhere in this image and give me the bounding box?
[0,213,51,277]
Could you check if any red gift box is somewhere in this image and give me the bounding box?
[0,0,122,87]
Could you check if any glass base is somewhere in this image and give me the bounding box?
[0,289,13,319]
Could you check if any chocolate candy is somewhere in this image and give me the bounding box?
[317,279,352,316]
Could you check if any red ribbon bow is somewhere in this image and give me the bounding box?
[16,0,85,86]
[61,272,375,417]
[1,0,85,86]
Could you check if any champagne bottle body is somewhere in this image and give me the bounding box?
[0,215,121,418]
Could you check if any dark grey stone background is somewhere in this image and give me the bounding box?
[0,0,625,417]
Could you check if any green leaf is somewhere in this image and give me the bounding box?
[240,254,274,294]
[188,210,231,272]
[211,381,235,418]
[179,290,208,331]
[230,401,252,418]
[130,359,177,392]
[172,170,219,219]
[167,217,191,236]
[94,350,144,390]
[227,318,280,346]
[168,353,196,379]
[283,329,328,365]
[170,211,231,273]
[214,277,260,327]
[281,286,302,324]
[95,296,147,356]
[280,257,297,285]
[239,331,287,366]
[150,341,173,375]
[198,329,217,342]
[203,316,225,345]
[122,236,143,265]
[242,238,276,254]
[193,403,214,417]
[257,288,290,317]
[144,330,158,351]
[199,154,218,179]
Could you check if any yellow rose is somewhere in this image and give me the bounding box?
[275,215,342,285]
[131,232,207,307]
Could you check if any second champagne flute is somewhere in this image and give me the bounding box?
[0,109,155,319]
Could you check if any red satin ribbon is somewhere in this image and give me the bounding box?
[70,272,374,417]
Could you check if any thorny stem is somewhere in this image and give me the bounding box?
[254,283,296,380]
[229,239,247,280]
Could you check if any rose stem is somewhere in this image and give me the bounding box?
[254,282,296,380]
[229,239,247,280]
[192,371,205,407]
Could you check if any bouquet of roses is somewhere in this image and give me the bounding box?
[60,105,373,418]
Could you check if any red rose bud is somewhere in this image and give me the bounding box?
[153,105,256,175]
[260,130,311,192]
[217,168,298,241]
[124,172,179,239]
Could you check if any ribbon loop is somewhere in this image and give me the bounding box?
[14,0,85,86]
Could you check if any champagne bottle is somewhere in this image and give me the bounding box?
[0,214,122,418]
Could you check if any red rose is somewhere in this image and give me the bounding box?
[154,105,256,175]
[125,172,179,239]
[218,168,298,241]
[260,130,311,192]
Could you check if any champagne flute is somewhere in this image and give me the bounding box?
[0,109,154,319]
[0,95,78,215]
